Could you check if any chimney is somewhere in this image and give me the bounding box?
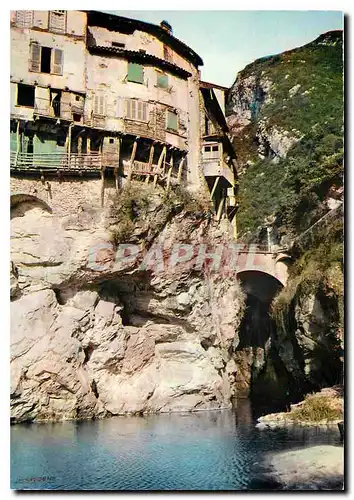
[160,20,172,35]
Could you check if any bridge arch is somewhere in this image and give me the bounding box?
[237,270,283,304]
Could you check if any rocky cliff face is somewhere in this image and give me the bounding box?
[224,30,344,399]
[226,30,343,244]
[11,183,246,422]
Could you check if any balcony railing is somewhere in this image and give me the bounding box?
[10,151,109,170]
[10,152,180,182]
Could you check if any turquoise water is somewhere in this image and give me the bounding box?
[11,401,341,491]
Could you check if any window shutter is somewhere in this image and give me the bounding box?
[99,95,105,116]
[157,71,168,89]
[52,49,63,75]
[16,11,33,28]
[93,93,105,116]
[167,110,178,131]
[127,63,144,84]
[29,43,41,72]
[49,11,66,33]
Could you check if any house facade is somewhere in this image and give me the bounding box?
[10,10,238,225]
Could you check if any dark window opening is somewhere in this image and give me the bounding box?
[17,84,35,107]
[75,95,80,101]
[109,138,114,144]
[72,113,82,123]
[41,47,52,74]
[27,136,34,154]
[112,41,125,48]
[57,136,66,147]
[212,145,219,152]
[204,146,211,152]
[50,89,61,117]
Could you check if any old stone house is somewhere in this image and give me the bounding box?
[10,10,238,226]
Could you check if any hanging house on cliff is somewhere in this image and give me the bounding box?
[199,80,239,233]
[10,10,238,224]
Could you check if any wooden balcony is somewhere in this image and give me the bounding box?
[202,158,234,186]
[10,151,112,171]
[10,152,181,183]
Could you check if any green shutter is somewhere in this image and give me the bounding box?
[128,63,144,84]
[157,72,168,89]
[167,110,178,131]
[10,131,18,152]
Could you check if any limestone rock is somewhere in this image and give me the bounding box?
[10,185,245,422]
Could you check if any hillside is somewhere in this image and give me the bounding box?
[226,30,343,245]
[226,31,344,397]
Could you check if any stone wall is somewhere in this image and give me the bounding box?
[10,176,117,216]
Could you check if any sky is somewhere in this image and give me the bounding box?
[107,10,343,87]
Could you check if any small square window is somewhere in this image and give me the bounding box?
[204,146,211,152]
[109,138,115,144]
[17,84,35,107]
[212,145,219,152]
[75,95,80,101]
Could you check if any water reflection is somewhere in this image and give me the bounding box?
[11,402,342,491]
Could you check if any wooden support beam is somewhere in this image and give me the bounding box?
[100,166,106,207]
[145,142,155,185]
[177,156,185,184]
[210,176,220,201]
[216,197,225,221]
[15,120,20,169]
[127,138,138,183]
[232,213,238,240]
[166,151,174,191]
[114,136,121,194]
[153,145,166,187]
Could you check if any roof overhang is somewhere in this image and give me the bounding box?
[87,45,192,79]
[85,10,203,68]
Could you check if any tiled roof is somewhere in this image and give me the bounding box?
[87,45,192,79]
[85,11,203,68]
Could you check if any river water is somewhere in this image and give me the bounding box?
[11,400,342,491]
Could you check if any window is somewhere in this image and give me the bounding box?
[17,84,35,107]
[93,94,106,116]
[109,138,115,144]
[126,99,148,122]
[15,11,33,28]
[156,71,169,89]
[166,110,178,131]
[203,143,220,160]
[127,63,144,84]
[29,43,63,75]
[112,41,125,48]
[48,11,66,33]
[72,113,82,123]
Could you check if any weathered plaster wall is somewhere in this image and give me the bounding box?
[10,11,87,94]
[10,176,117,216]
